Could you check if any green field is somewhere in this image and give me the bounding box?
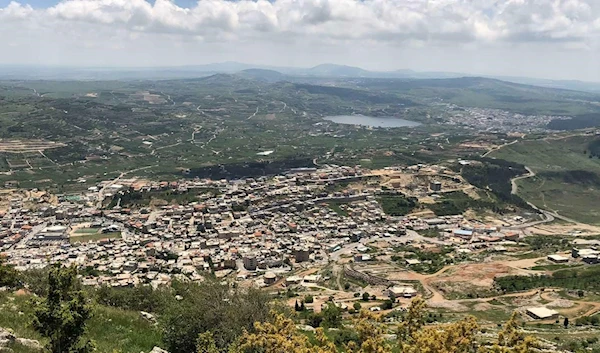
[490,135,600,224]
[70,230,121,244]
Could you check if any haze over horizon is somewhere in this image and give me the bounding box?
[2,0,600,81]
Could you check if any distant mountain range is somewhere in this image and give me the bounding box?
[1,61,600,93]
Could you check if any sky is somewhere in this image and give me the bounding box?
[1,0,600,81]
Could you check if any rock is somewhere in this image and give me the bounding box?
[140,311,156,323]
[295,324,315,332]
[0,328,15,342]
[15,338,42,351]
[149,347,169,353]
[0,340,11,348]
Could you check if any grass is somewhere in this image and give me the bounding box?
[490,135,600,224]
[70,231,121,244]
[74,228,102,234]
[530,264,583,271]
[326,202,348,217]
[0,292,162,353]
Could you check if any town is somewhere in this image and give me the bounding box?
[4,161,600,328]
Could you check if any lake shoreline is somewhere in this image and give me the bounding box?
[323,114,421,128]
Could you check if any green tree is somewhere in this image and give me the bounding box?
[353,302,362,311]
[362,292,370,301]
[0,256,18,288]
[321,304,342,328]
[32,265,94,353]
[564,317,569,328]
[381,300,393,310]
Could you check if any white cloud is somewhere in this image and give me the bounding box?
[1,0,600,80]
[1,0,599,43]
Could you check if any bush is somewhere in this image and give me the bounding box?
[331,328,359,346]
[382,300,393,310]
[307,313,323,328]
[304,295,314,304]
[353,302,362,311]
[160,279,270,353]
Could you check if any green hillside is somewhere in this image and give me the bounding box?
[490,134,600,224]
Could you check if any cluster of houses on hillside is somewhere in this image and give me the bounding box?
[0,164,547,288]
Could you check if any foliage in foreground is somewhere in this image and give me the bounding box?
[31,265,94,353]
[197,298,538,353]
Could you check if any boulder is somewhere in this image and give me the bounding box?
[140,311,156,323]
[0,328,15,342]
[15,338,42,351]
[149,347,169,353]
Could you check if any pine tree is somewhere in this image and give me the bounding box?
[32,264,94,353]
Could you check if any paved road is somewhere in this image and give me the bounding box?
[509,165,579,225]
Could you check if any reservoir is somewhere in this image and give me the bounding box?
[323,115,421,128]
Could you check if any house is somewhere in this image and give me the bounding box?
[387,286,417,298]
[526,307,559,320]
[303,274,322,283]
[547,254,568,263]
[264,272,277,285]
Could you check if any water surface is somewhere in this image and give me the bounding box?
[323,115,421,128]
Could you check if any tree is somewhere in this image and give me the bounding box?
[304,295,314,303]
[321,303,342,328]
[0,256,18,288]
[300,301,306,311]
[564,317,569,328]
[353,302,362,311]
[398,297,426,343]
[486,312,539,353]
[381,300,393,310]
[295,300,301,311]
[32,264,94,353]
[362,292,370,301]
[307,312,324,328]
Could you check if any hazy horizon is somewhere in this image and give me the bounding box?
[2,0,600,81]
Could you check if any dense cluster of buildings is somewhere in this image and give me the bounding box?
[0,164,541,289]
[443,105,569,133]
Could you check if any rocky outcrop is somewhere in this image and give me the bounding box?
[142,347,169,353]
[150,347,169,353]
[15,338,42,351]
[0,328,15,348]
[0,328,42,352]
